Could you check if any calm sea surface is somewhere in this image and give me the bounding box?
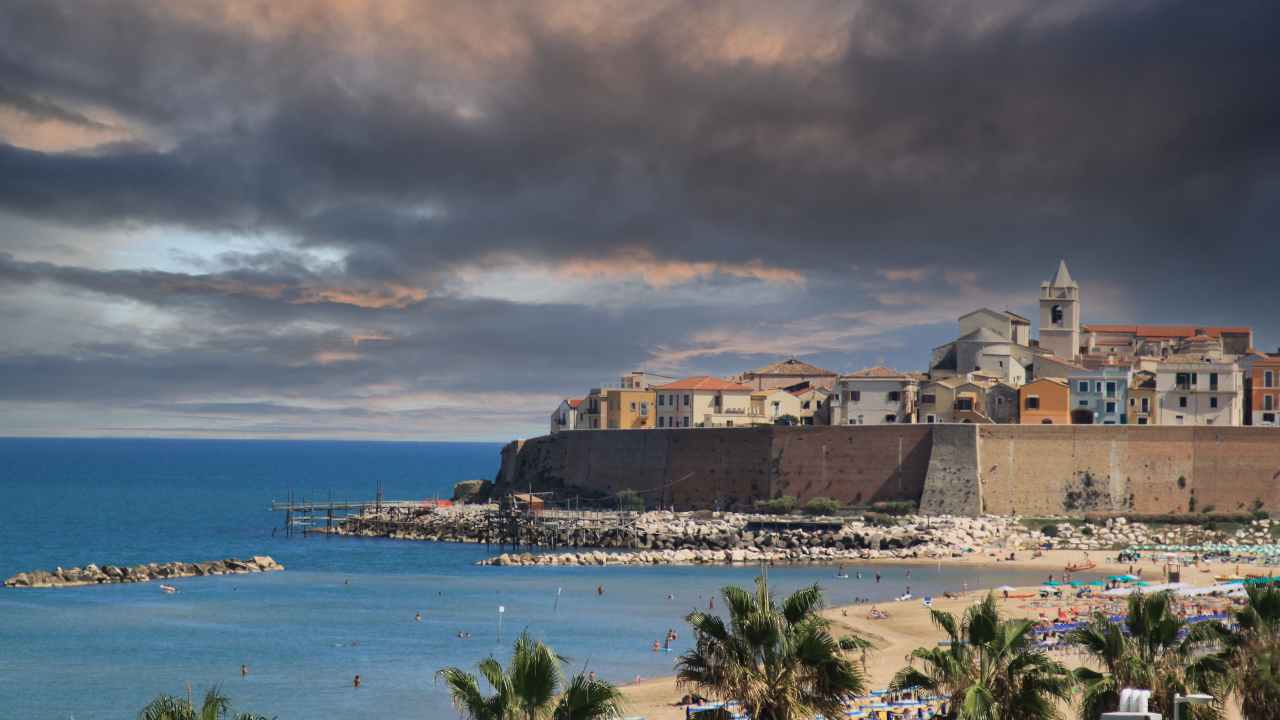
[0,438,1063,719]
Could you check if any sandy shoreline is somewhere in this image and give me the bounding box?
[619,549,1251,720]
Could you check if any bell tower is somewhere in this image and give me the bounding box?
[1039,259,1080,360]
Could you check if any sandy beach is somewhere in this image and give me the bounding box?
[620,549,1254,720]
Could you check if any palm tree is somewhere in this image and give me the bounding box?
[1066,590,1227,720]
[838,632,877,673]
[891,592,1072,720]
[436,630,624,720]
[1219,585,1280,719]
[675,576,865,720]
[138,686,270,720]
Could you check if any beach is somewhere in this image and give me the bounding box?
[619,549,1253,720]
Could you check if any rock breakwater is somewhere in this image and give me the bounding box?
[4,556,283,589]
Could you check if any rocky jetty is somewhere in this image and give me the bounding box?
[3,556,283,589]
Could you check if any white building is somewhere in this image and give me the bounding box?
[1155,355,1244,426]
[550,398,582,433]
[830,367,919,425]
[1039,259,1081,361]
[654,376,757,428]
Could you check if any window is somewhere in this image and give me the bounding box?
[1179,396,1188,408]
[885,414,897,423]
[1106,401,1117,414]
[1209,397,1218,409]
[801,400,811,410]
[996,397,1004,406]
[921,394,937,405]
[850,391,862,402]
[887,391,901,402]
[926,414,936,423]
[658,394,665,406]
[857,415,864,424]
[1141,398,1150,413]
[1095,382,1103,393]
[1176,415,1185,425]
[955,397,974,411]
[1264,412,1276,425]
[1129,398,1135,407]
[771,401,780,416]
[683,394,691,406]
[1078,381,1089,393]
[1079,400,1089,407]
[1025,396,1040,410]
[1176,373,1193,390]
[1051,304,1064,326]
[1210,373,1219,391]
[1265,395,1275,411]
[1138,418,1148,425]
[1267,370,1275,388]
[658,417,665,428]
[1041,418,1053,424]
[682,416,690,427]
[1106,382,1117,397]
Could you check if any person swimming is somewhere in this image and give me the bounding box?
[240,664,248,677]
[353,675,361,688]
[415,612,422,622]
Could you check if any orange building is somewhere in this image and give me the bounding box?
[1252,355,1280,427]
[1018,377,1071,424]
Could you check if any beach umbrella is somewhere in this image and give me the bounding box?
[1121,575,1140,582]
[1069,581,1085,587]
[1089,580,1106,587]
[996,585,1016,592]
[1136,581,1152,586]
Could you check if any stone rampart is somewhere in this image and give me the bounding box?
[497,426,1280,516]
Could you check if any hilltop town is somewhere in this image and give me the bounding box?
[551,261,1280,433]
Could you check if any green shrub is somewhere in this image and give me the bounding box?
[870,500,918,516]
[1041,524,1060,538]
[803,497,842,515]
[616,489,646,512]
[1080,525,1094,536]
[754,495,798,515]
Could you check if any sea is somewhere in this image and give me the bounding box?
[0,438,1065,719]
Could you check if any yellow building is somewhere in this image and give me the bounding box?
[605,388,655,429]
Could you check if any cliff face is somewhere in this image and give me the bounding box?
[498,425,1280,517]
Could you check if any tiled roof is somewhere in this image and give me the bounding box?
[846,366,912,379]
[742,358,837,377]
[1084,324,1252,338]
[1026,377,1069,388]
[657,376,752,391]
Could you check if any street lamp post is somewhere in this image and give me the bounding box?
[1173,693,1214,720]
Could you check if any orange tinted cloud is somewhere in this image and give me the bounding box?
[151,274,428,309]
[557,248,803,288]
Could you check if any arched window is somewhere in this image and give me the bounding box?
[1051,304,1064,326]
[1041,418,1053,424]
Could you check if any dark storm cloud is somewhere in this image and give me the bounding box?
[1,0,1279,436]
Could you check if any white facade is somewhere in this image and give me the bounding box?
[550,399,580,433]
[654,378,756,428]
[1155,359,1244,426]
[1039,260,1080,361]
[830,375,917,425]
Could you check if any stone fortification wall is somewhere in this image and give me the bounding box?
[978,426,1280,516]
[498,426,1280,516]
[496,426,930,510]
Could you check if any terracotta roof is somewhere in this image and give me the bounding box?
[656,376,752,391]
[742,358,836,377]
[1025,377,1069,388]
[846,366,913,379]
[1084,324,1252,338]
[566,398,582,409]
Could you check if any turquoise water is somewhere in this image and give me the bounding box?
[0,439,1059,719]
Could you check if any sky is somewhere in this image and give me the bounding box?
[1,0,1278,441]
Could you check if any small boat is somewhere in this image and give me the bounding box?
[1065,560,1096,573]
[160,584,178,594]
[1215,575,1246,583]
